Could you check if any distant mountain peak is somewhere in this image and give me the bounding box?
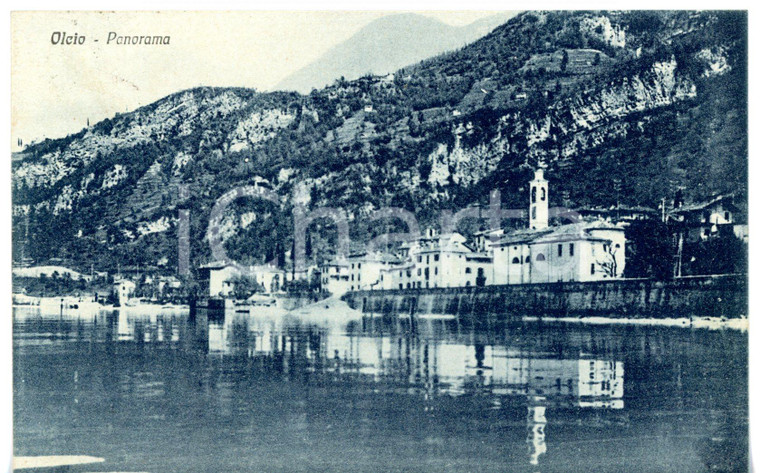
[273,12,516,93]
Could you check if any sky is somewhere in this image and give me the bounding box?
[11,11,498,150]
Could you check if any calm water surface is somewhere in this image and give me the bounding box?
[13,307,747,472]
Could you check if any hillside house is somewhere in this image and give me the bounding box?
[668,194,743,242]
[576,205,658,224]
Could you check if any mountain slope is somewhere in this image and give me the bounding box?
[12,10,747,275]
[274,12,516,93]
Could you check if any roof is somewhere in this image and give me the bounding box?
[13,265,91,280]
[494,220,623,246]
[347,251,404,265]
[670,194,737,215]
[199,261,231,270]
[199,261,285,274]
[577,205,657,215]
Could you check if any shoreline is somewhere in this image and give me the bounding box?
[12,297,748,331]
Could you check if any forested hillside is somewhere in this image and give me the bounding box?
[12,11,747,275]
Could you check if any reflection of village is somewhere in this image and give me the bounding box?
[26,308,623,468]
[199,313,623,468]
[84,309,621,468]
[16,306,746,472]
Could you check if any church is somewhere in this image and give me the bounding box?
[489,167,627,285]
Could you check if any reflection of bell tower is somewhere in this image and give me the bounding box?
[527,396,547,466]
[529,166,549,230]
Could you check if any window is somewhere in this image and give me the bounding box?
[512,257,520,264]
[358,263,361,269]
[725,211,730,221]
[531,206,536,219]
[590,263,595,275]
[434,267,438,275]
[426,255,429,264]
[417,268,421,276]
[417,256,422,263]
[569,243,574,256]
[434,254,439,262]
[465,267,472,274]
[541,187,546,201]
[558,244,563,257]
[351,274,354,281]
[531,186,536,203]
[536,253,546,261]
[525,256,531,263]
[399,284,403,290]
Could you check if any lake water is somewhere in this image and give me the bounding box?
[13,307,748,472]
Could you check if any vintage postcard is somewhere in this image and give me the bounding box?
[9,10,749,472]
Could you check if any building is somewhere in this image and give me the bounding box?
[347,252,403,292]
[396,230,492,289]
[490,168,626,284]
[491,220,626,284]
[112,279,136,306]
[319,258,351,296]
[198,261,285,298]
[668,193,742,242]
[576,205,658,224]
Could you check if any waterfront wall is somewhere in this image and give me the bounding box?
[343,275,747,319]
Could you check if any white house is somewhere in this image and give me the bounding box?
[112,279,136,306]
[490,168,626,284]
[347,252,404,292]
[319,258,351,296]
[198,261,285,297]
[395,230,492,289]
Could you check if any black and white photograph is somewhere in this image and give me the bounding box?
[7,8,751,472]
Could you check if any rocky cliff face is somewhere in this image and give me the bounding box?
[12,10,747,273]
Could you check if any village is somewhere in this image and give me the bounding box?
[192,167,747,307]
[11,166,747,310]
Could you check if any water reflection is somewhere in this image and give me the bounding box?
[13,307,747,473]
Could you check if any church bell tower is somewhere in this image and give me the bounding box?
[529,166,549,230]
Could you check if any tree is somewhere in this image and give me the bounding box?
[560,50,569,72]
[683,234,747,276]
[597,243,620,278]
[231,274,261,300]
[624,219,673,280]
